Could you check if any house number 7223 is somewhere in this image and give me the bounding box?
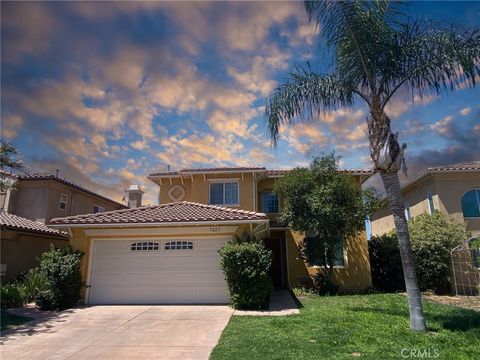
[209,227,220,232]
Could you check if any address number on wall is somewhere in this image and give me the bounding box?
[209,227,221,232]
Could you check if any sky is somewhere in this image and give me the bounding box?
[2,1,479,205]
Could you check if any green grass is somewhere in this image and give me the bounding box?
[210,294,480,360]
[0,309,32,332]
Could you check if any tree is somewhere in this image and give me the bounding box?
[0,140,22,192]
[265,0,480,331]
[274,154,378,293]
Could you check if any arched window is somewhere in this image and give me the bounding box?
[427,191,435,214]
[461,189,480,218]
[165,241,193,250]
[131,242,159,251]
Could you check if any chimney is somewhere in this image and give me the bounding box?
[126,185,144,208]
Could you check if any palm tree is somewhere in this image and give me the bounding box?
[266,0,480,332]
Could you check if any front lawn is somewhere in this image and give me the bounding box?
[0,309,32,332]
[211,294,480,360]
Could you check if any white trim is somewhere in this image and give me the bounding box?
[50,219,268,229]
[85,239,95,303]
[81,225,240,237]
[207,178,241,182]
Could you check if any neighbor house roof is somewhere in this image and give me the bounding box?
[402,161,480,191]
[0,170,127,208]
[0,211,69,238]
[50,201,269,227]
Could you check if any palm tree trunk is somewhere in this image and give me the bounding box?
[380,171,427,332]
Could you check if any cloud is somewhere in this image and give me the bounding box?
[460,107,471,116]
[1,114,23,138]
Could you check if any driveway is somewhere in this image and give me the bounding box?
[0,305,234,360]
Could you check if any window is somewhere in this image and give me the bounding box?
[405,201,411,221]
[462,189,480,218]
[209,181,239,205]
[427,191,435,214]
[93,205,105,214]
[131,242,159,251]
[262,191,279,213]
[59,194,68,210]
[334,241,345,267]
[165,241,193,250]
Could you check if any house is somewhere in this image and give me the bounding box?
[1,211,69,281]
[0,170,127,281]
[50,166,372,305]
[371,161,480,236]
[0,170,127,224]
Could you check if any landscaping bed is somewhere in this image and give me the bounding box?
[210,293,480,360]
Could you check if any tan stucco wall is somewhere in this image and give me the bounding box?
[159,173,257,210]
[285,229,372,292]
[1,230,69,281]
[8,180,123,224]
[371,172,480,236]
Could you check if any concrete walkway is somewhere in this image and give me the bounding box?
[1,305,234,360]
[234,290,299,316]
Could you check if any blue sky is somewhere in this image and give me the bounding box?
[2,1,479,204]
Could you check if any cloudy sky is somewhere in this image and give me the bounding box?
[2,1,479,204]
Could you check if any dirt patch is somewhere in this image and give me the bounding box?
[422,294,480,312]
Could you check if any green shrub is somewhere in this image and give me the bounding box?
[409,211,468,293]
[219,241,272,309]
[312,272,339,295]
[0,283,26,308]
[369,232,405,292]
[369,212,468,294]
[21,268,49,302]
[36,245,83,310]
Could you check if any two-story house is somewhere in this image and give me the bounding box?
[1,170,127,281]
[371,162,480,236]
[51,165,372,305]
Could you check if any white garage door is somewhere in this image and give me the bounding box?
[88,237,230,304]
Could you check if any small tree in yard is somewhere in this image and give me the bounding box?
[274,154,378,294]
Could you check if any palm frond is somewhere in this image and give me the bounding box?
[380,22,480,107]
[265,68,354,145]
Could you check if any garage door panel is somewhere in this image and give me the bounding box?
[89,237,230,304]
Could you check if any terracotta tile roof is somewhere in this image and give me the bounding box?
[50,201,269,226]
[0,170,127,208]
[402,161,480,190]
[149,166,266,177]
[149,166,372,178]
[266,168,373,177]
[0,211,69,238]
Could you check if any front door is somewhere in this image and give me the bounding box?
[263,237,284,288]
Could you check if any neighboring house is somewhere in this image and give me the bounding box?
[0,170,127,281]
[1,211,69,281]
[0,171,127,224]
[371,161,480,236]
[51,166,373,305]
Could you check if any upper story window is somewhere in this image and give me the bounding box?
[93,205,105,214]
[461,189,480,218]
[209,181,239,205]
[427,191,435,214]
[59,194,68,210]
[131,242,159,251]
[262,191,279,213]
[165,241,193,250]
[405,201,412,221]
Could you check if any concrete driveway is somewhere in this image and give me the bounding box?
[0,305,234,360]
